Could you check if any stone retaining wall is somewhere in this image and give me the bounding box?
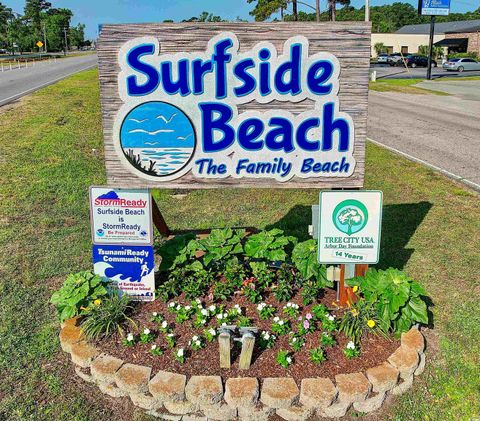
[60,317,426,420]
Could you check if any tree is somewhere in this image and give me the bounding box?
[418,44,444,59]
[328,0,350,22]
[247,0,287,21]
[0,2,14,48]
[337,208,363,235]
[42,8,72,52]
[70,23,85,48]
[374,42,386,56]
[182,11,225,22]
[24,0,51,48]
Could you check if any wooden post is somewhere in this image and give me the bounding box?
[238,334,255,370]
[151,197,170,237]
[338,264,349,306]
[219,332,231,369]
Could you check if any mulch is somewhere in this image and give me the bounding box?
[94,288,399,385]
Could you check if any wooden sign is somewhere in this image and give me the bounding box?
[97,23,371,189]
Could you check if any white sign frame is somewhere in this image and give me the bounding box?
[89,186,153,245]
[318,190,383,264]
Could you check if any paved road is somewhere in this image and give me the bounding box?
[368,89,480,190]
[0,54,97,107]
[371,64,480,80]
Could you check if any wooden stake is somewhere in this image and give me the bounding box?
[151,197,170,237]
[338,264,349,306]
[238,335,255,370]
[219,332,231,369]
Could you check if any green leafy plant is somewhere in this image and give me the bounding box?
[343,341,361,359]
[238,315,252,327]
[347,268,429,335]
[243,282,263,303]
[198,228,244,267]
[213,278,238,301]
[140,328,155,343]
[320,332,337,347]
[203,327,217,342]
[150,312,162,324]
[292,240,330,284]
[189,335,204,351]
[297,314,316,335]
[283,302,300,318]
[80,294,134,340]
[309,347,326,364]
[122,332,137,347]
[175,347,186,363]
[271,317,290,336]
[150,344,163,356]
[276,349,293,369]
[289,334,305,351]
[273,266,295,302]
[50,271,110,322]
[311,304,329,320]
[259,330,276,349]
[155,233,195,271]
[244,229,295,261]
[174,305,194,324]
[249,261,275,288]
[338,300,387,344]
[158,320,171,334]
[257,302,276,320]
[166,333,176,348]
[321,313,338,332]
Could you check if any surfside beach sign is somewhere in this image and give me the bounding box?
[98,23,371,188]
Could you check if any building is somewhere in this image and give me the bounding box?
[371,19,480,57]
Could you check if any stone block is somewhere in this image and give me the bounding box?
[276,405,313,421]
[59,324,84,353]
[185,376,223,405]
[201,402,237,420]
[391,374,414,395]
[164,399,199,415]
[149,370,186,402]
[320,401,351,418]
[353,392,386,413]
[98,381,128,398]
[299,378,337,409]
[70,341,99,368]
[74,366,94,383]
[115,363,151,394]
[90,353,123,384]
[130,393,162,411]
[261,377,299,409]
[388,346,419,379]
[224,377,259,408]
[414,352,426,376]
[146,410,182,420]
[238,405,275,421]
[335,372,371,403]
[366,362,399,393]
[401,328,425,354]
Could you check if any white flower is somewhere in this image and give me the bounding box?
[126,333,134,341]
[209,304,216,312]
[292,337,297,342]
[152,312,158,317]
[263,332,270,340]
[151,344,157,350]
[176,304,181,311]
[217,314,223,319]
[169,302,175,308]
[185,305,191,311]
[177,348,184,356]
[347,341,355,350]
[195,340,201,346]
[327,314,335,321]
[195,298,201,304]
[161,321,168,328]
[222,322,227,326]
[209,328,216,336]
[257,303,265,310]
[278,320,284,326]
[201,319,206,324]
[293,304,299,309]
[192,335,198,341]
[273,316,280,322]
[286,356,292,364]
[201,309,208,316]
[167,333,174,337]
[143,328,150,335]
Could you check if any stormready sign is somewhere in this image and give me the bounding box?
[318,191,383,264]
[97,23,371,189]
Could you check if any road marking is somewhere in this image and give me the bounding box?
[0,63,97,106]
[368,137,480,192]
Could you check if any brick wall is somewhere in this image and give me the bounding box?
[445,32,480,55]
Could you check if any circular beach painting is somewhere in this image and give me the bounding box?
[120,102,196,177]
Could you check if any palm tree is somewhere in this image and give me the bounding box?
[328,0,350,21]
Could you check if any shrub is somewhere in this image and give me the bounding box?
[259,330,276,349]
[244,228,295,261]
[80,294,134,340]
[50,271,110,322]
[347,268,429,335]
[343,341,361,359]
[309,347,326,364]
[276,349,292,368]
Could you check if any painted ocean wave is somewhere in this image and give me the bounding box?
[125,147,193,176]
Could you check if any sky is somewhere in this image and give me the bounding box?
[3,0,478,40]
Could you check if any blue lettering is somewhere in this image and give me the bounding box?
[259,48,271,96]
[192,59,213,95]
[238,118,264,151]
[296,118,320,151]
[233,59,256,97]
[322,102,350,152]
[160,59,190,95]
[307,61,333,95]
[213,39,233,99]
[274,43,301,95]
[126,44,159,96]
[200,103,235,152]
[265,117,294,152]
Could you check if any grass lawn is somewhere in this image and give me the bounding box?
[0,69,479,421]
[369,78,450,95]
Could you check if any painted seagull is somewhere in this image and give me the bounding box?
[129,118,149,123]
[177,134,192,141]
[156,113,177,124]
[128,129,174,135]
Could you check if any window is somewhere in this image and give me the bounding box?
[386,46,393,54]
[401,46,408,54]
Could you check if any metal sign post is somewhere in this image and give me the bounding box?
[427,16,436,80]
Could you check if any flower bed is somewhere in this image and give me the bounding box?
[52,228,431,419]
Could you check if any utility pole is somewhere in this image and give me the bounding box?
[293,0,298,21]
[63,26,68,57]
[365,0,370,21]
[316,0,320,22]
[43,23,47,53]
[426,15,436,80]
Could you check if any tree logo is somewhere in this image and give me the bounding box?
[332,199,368,236]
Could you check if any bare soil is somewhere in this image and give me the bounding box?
[95,288,399,385]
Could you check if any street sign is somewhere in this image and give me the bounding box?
[418,0,450,16]
[36,41,44,48]
[317,191,383,264]
[93,245,155,301]
[97,23,370,189]
[89,187,153,245]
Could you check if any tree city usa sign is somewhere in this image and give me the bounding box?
[97,23,370,188]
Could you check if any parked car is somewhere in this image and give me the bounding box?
[388,53,407,66]
[0,48,7,54]
[443,58,480,72]
[404,55,437,68]
[377,53,389,64]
